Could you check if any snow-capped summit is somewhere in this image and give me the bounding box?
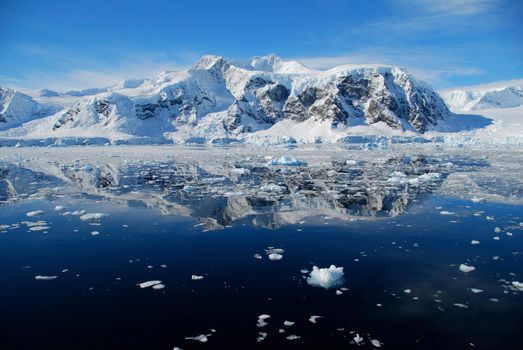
[0,54,454,143]
[249,54,312,74]
[442,82,523,111]
[0,87,58,130]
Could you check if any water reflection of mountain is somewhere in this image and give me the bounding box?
[0,152,468,229]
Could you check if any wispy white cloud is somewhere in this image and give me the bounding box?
[400,0,502,16]
[295,48,485,87]
[0,44,199,92]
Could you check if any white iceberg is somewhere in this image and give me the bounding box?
[80,213,109,221]
[307,265,344,289]
[459,264,476,273]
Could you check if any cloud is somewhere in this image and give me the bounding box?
[401,0,502,16]
[0,44,199,92]
[294,48,485,87]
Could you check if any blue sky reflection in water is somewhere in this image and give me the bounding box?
[0,145,522,349]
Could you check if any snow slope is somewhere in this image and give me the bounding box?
[0,54,453,144]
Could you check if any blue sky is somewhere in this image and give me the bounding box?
[1,0,521,91]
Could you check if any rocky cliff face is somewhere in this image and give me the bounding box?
[0,55,451,140]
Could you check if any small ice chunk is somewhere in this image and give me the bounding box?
[512,281,523,291]
[254,254,262,259]
[29,226,50,231]
[471,240,480,245]
[440,211,455,216]
[137,280,162,288]
[353,334,363,344]
[307,265,344,289]
[185,334,209,343]
[26,210,43,217]
[54,206,65,211]
[191,275,204,280]
[268,253,283,261]
[404,289,412,294]
[453,303,469,309]
[286,335,300,341]
[459,264,476,273]
[494,227,502,233]
[269,156,306,166]
[80,213,109,221]
[371,339,382,347]
[257,332,267,342]
[35,275,57,280]
[257,314,270,327]
[283,320,295,326]
[308,315,322,323]
[470,288,483,294]
[91,231,99,236]
[152,284,165,290]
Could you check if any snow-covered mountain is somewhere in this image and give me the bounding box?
[0,87,59,130]
[1,54,452,143]
[442,82,523,111]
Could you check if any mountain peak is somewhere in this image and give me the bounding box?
[194,55,229,70]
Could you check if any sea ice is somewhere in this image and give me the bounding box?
[137,280,162,288]
[191,275,204,280]
[307,265,344,289]
[286,335,300,340]
[512,281,523,291]
[471,240,480,245]
[459,264,476,273]
[283,321,295,326]
[26,210,43,217]
[80,213,109,221]
[268,156,306,166]
[185,334,210,343]
[35,275,58,280]
[308,315,322,323]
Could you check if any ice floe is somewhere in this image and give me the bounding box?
[79,213,109,221]
[306,265,344,289]
[191,275,204,280]
[512,281,523,291]
[35,275,57,280]
[459,264,476,273]
[26,210,43,217]
[137,280,162,288]
[268,156,306,166]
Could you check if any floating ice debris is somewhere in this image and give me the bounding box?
[286,335,300,341]
[191,275,204,280]
[371,339,382,347]
[254,253,262,259]
[35,275,57,280]
[486,216,495,221]
[257,332,267,342]
[471,240,480,245]
[71,210,86,216]
[185,334,210,343]
[269,156,306,166]
[26,210,43,217]
[283,321,295,326]
[404,289,412,294]
[307,265,344,289]
[268,253,283,261]
[231,168,251,176]
[54,205,65,211]
[470,288,484,294]
[260,183,287,193]
[440,211,455,216]
[91,231,99,236]
[453,303,469,309]
[494,227,502,233]
[336,290,343,295]
[353,333,363,344]
[80,213,109,221]
[493,236,500,240]
[257,314,270,327]
[137,280,162,288]
[309,315,322,324]
[28,225,50,231]
[512,281,523,291]
[152,284,165,290]
[459,264,476,273]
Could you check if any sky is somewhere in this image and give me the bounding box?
[0,0,522,92]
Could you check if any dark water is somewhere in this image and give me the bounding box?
[0,146,522,349]
[1,196,522,349]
